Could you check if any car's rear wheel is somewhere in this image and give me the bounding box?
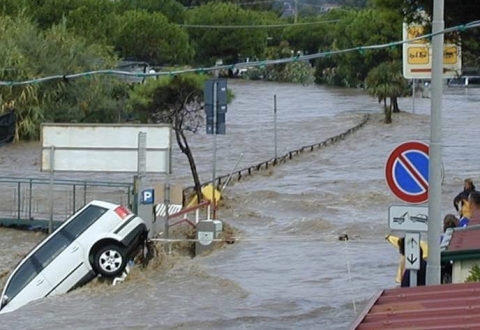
[94,245,127,278]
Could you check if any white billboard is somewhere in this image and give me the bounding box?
[402,22,462,79]
[40,124,172,173]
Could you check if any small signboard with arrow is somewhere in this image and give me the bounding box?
[405,232,421,271]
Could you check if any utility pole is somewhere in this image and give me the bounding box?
[426,0,444,286]
[294,0,298,24]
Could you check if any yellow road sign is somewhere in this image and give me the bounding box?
[408,47,429,64]
[443,46,458,64]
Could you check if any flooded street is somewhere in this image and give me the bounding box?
[1,80,479,329]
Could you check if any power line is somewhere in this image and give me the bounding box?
[186,0,277,8]
[0,21,479,87]
[177,19,340,28]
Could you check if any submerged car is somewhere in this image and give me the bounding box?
[0,200,147,314]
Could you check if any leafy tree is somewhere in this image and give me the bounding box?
[25,0,87,29]
[186,2,269,65]
[114,0,186,23]
[247,41,315,84]
[0,0,31,16]
[0,15,129,140]
[112,10,193,65]
[326,8,402,86]
[64,0,117,43]
[370,0,480,63]
[466,264,480,282]
[365,61,407,123]
[282,17,334,55]
[127,74,208,203]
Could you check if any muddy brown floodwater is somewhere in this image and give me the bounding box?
[1,80,479,329]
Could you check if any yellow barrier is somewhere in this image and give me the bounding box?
[185,184,222,208]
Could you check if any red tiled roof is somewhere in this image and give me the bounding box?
[446,225,480,253]
[469,214,480,226]
[350,282,480,330]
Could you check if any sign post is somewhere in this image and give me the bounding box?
[405,232,421,287]
[427,0,445,286]
[48,146,55,234]
[204,79,228,220]
[274,94,278,159]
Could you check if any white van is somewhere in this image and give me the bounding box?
[0,200,147,314]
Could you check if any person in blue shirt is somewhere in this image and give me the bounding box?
[398,237,427,287]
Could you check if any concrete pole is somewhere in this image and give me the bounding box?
[294,0,298,24]
[211,81,218,220]
[412,79,416,114]
[274,94,278,159]
[426,0,444,286]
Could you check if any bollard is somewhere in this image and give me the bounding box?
[195,220,223,256]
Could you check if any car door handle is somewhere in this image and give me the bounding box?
[72,246,79,253]
[36,279,44,286]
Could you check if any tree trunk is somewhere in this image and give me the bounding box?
[384,98,392,124]
[175,127,203,204]
[392,97,400,113]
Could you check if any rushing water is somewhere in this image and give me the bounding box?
[1,80,479,329]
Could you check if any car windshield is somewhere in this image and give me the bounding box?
[2,259,38,306]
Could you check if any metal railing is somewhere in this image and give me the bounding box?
[0,177,133,222]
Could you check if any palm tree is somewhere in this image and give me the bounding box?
[366,61,407,123]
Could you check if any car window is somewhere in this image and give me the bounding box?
[62,205,108,239]
[449,78,466,85]
[4,259,38,303]
[32,232,71,269]
[468,77,480,85]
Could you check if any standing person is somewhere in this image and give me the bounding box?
[441,214,458,283]
[398,237,427,287]
[467,191,480,226]
[453,178,476,217]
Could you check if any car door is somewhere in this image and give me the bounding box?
[1,258,52,313]
[38,205,110,295]
[33,230,87,297]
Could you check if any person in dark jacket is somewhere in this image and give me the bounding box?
[453,178,476,216]
[398,237,427,287]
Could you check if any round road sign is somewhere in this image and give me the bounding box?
[385,141,429,204]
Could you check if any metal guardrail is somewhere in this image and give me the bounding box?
[183,114,371,196]
[0,177,133,222]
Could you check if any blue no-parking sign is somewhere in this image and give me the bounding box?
[385,141,429,204]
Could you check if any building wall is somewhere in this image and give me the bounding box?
[453,259,480,283]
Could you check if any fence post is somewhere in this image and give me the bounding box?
[127,185,131,209]
[72,184,76,212]
[83,181,87,206]
[17,182,21,220]
[28,179,32,220]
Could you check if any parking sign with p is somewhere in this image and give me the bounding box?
[141,189,155,205]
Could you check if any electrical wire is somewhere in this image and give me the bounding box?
[177,19,340,28]
[0,21,479,87]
